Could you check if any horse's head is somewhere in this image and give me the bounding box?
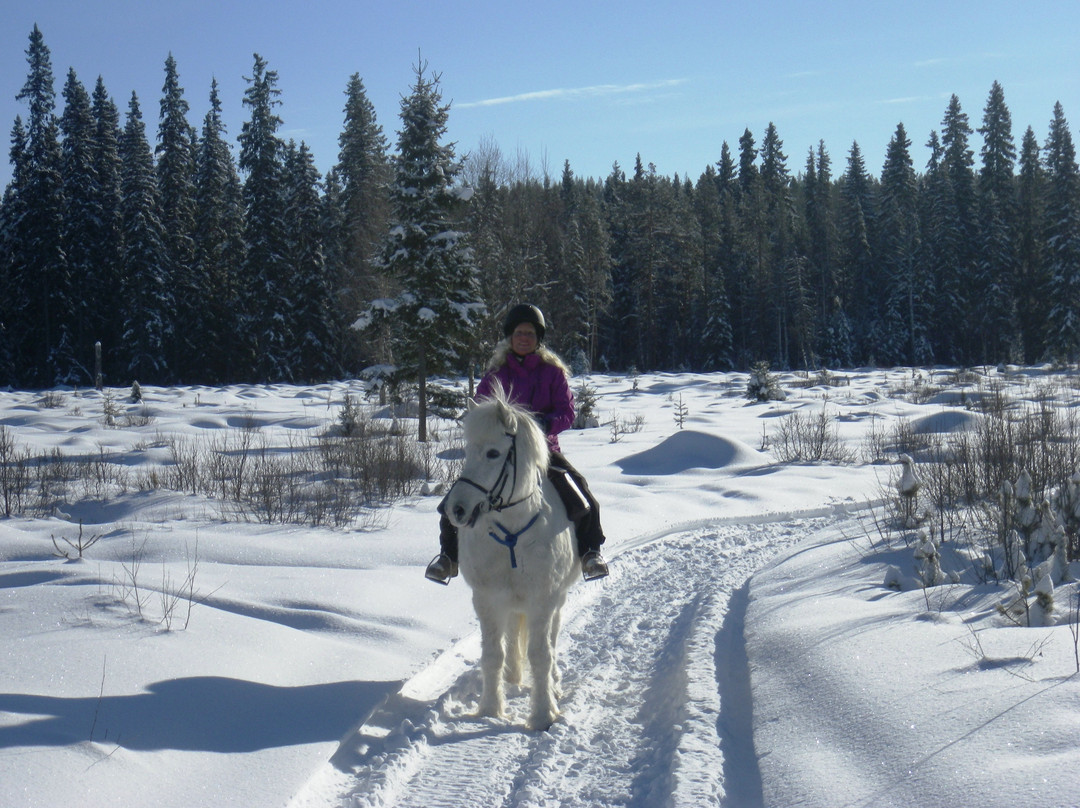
[443,386,549,528]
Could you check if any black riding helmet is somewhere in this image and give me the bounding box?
[503,303,546,343]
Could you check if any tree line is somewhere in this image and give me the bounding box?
[2,25,1080,391]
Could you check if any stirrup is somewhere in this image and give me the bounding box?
[581,550,609,581]
[425,553,458,585]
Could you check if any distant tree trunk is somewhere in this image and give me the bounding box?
[418,343,428,443]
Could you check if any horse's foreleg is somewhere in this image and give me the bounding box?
[504,612,526,686]
[476,607,507,719]
[525,611,559,731]
[549,608,563,698]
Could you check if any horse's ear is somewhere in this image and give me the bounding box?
[466,397,479,412]
[495,398,516,433]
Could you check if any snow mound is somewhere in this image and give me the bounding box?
[616,430,765,475]
[910,409,982,434]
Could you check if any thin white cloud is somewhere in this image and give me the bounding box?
[458,78,687,109]
[879,95,928,105]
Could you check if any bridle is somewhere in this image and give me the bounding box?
[454,431,534,514]
[452,430,543,569]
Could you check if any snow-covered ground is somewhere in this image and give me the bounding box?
[1,368,1078,808]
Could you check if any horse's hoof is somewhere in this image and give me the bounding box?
[527,710,560,732]
[475,700,505,720]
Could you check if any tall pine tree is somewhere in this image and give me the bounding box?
[1043,102,1080,361]
[1016,126,1047,361]
[13,26,66,386]
[59,68,98,382]
[119,92,172,382]
[156,54,198,380]
[238,54,290,381]
[975,81,1018,361]
[354,60,483,441]
[194,78,245,383]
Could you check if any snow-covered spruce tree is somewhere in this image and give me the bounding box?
[0,121,29,386]
[12,25,67,387]
[119,91,172,383]
[59,68,99,383]
[282,139,336,380]
[353,60,483,442]
[976,81,1019,363]
[333,72,391,371]
[1043,102,1080,363]
[839,141,876,362]
[156,54,199,381]
[694,163,734,371]
[875,122,926,366]
[936,94,979,363]
[88,77,125,374]
[193,79,245,383]
[238,54,291,382]
[1017,126,1048,362]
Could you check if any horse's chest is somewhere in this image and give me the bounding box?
[459,515,574,595]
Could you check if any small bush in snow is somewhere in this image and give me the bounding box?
[672,394,688,430]
[573,381,600,429]
[746,361,786,402]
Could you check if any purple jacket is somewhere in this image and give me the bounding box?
[476,352,574,452]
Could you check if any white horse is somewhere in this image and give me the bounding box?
[442,389,579,731]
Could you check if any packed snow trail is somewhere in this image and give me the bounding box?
[290,518,821,808]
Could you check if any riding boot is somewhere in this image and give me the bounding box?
[426,510,459,585]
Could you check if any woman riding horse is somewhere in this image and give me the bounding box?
[427,303,609,584]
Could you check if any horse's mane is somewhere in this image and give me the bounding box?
[486,339,570,379]
[468,380,550,477]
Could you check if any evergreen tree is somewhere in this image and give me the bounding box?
[805,141,849,366]
[238,54,291,380]
[194,78,245,383]
[936,94,979,361]
[1017,126,1047,360]
[283,139,335,380]
[759,123,805,366]
[838,141,876,362]
[89,77,125,378]
[463,139,516,370]
[1043,102,1080,361]
[335,72,391,354]
[59,68,98,383]
[975,81,1018,361]
[695,163,734,369]
[622,156,673,369]
[733,128,767,363]
[575,182,613,370]
[156,54,198,380]
[0,119,30,384]
[13,25,66,386]
[354,60,483,441]
[601,160,634,369]
[876,122,927,365]
[119,92,172,382]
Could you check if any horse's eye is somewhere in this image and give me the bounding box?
[486,448,501,459]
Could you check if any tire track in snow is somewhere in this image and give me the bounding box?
[290,518,824,808]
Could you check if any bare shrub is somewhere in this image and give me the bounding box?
[771,408,856,464]
[0,425,32,516]
[51,521,102,559]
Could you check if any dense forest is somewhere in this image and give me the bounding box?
[2,26,1080,391]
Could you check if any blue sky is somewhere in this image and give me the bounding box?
[2,0,1078,191]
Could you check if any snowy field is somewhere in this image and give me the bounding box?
[1,367,1078,808]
